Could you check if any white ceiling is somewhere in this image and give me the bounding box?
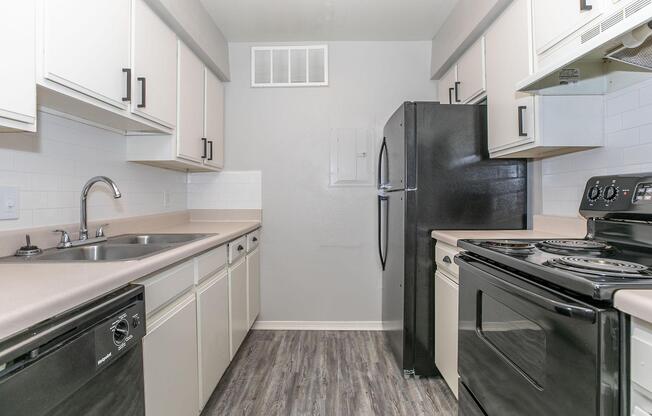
[200,0,459,42]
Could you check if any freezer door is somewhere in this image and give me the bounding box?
[381,104,408,191]
[382,190,406,369]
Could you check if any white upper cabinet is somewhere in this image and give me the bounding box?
[437,65,457,105]
[203,68,225,169]
[42,0,131,109]
[131,0,177,127]
[533,0,604,56]
[456,37,486,104]
[177,41,206,163]
[0,0,36,132]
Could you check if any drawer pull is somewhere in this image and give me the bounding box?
[443,255,452,264]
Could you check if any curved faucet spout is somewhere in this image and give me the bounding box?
[80,176,122,240]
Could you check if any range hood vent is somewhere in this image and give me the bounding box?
[606,21,652,69]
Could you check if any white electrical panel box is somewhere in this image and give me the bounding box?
[0,186,19,220]
[329,128,374,187]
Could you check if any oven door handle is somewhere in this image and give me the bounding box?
[464,257,597,323]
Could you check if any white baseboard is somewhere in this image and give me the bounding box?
[252,320,383,331]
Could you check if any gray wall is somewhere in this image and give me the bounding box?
[223,41,437,322]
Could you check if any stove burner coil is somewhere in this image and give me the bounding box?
[546,256,650,278]
[481,240,536,255]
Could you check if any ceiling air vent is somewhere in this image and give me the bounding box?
[251,45,328,87]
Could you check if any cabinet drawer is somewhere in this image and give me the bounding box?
[196,245,227,283]
[137,260,195,316]
[247,229,261,252]
[228,236,247,264]
[435,242,461,282]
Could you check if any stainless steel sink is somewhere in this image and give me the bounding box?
[33,244,169,262]
[108,233,213,245]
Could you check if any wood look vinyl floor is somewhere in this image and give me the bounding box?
[201,330,457,416]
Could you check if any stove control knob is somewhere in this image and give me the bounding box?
[587,186,601,201]
[113,320,129,345]
[604,186,618,201]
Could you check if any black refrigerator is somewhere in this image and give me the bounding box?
[377,102,527,377]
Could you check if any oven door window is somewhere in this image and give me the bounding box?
[479,293,546,388]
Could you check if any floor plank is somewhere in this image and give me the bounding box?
[201,330,458,416]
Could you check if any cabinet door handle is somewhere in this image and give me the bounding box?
[580,0,592,11]
[122,68,131,102]
[208,141,214,161]
[137,77,146,108]
[454,81,461,103]
[448,87,454,104]
[518,106,527,137]
[201,138,207,159]
[443,255,452,264]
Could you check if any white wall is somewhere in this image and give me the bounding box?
[0,112,187,231]
[540,78,652,217]
[193,41,437,323]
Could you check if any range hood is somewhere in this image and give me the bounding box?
[517,3,652,94]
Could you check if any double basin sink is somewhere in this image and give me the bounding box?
[5,234,215,262]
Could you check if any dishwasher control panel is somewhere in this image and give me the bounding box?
[94,299,145,368]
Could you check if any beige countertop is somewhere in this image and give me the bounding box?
[614,290,652,323]
[0,220,260,341]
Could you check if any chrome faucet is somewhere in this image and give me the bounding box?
[79,176,121,241]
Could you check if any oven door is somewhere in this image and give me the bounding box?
[457,254,621,416]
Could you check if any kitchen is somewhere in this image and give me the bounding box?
[1,0,652,415]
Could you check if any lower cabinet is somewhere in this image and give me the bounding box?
[143,293,199,416]
[197,270,230,408]
[229,257,248,357]
[435,270,459,399]
[247,247,261,328]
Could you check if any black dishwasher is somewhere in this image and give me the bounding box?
[0,284,146,416]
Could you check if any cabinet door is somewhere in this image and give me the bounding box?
[533,0,603,55]
[486,0,536,153]
[43,0,130,108]
[456,37,485,104]
[132,0,177,127]
[203,69,224,169]
[437,65,457,105]
[435,271,459,398]
[197,271,230,408]
[0,0,36,131]
[247,247,261,329]
[143,294,199,416]
[229,258,248,357]
[177,41,205,163]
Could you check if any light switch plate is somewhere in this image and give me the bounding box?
[0,186,19,220]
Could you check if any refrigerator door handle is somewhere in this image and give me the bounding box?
[377,137,389,189]
[378,195,389,270]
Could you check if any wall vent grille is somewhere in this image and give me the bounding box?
[251,45,328,87]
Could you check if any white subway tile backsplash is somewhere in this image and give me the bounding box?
[187,171,262,210]
[542,77,652,217]
[0,112,187,231]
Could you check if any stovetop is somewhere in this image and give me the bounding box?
[457,237,652,301]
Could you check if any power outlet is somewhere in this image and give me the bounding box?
[0,187,19,220]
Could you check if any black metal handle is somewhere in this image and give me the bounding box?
[448,87,454,105]
[580,0,592,11]
[208,141,214,161]
[201,138,207,159]
[443,255,452,264]
[378,195,389,270]
[252,237,258,242]
[122,68,131,102]
[377,138,388,189]
[137,77,146,108]
[454,81,461,103]
[237,245,244,252]
[517,106,527,137]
